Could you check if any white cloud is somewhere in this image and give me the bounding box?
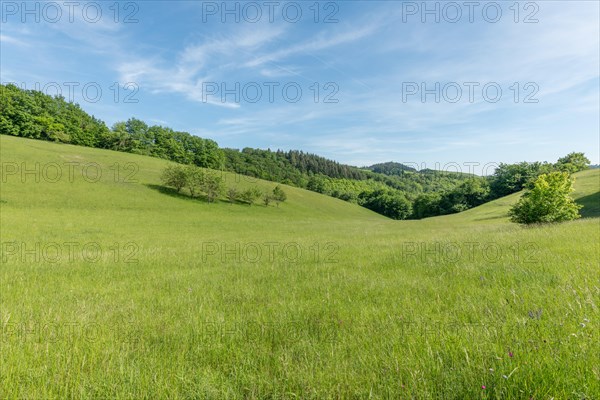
[243,23,379,68]
[116,24,289,108]
[0,35,28,46]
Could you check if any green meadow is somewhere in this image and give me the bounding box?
[1,134,598,399]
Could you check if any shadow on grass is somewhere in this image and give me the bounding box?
[146,184,221,204]
[576,192,600,218]
[145,184,248,206]
[472,214,508,222]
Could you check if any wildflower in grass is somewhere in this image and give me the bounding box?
[482,385,486,389]
[509,351,513,358]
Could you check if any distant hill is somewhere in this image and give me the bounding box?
[0,83,591,220]
[0,83,477,219]
[365,162,417,175]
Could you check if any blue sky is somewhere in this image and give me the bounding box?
[1,1,599,170]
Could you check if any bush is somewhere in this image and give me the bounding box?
[161,165,187,193]
[227,187,239,203]
[185,165,205,198]
[509,172,581,224]
[202,172,224,203]
[240,187,262,206]
[272,185,287,207]
[262,193,272,206]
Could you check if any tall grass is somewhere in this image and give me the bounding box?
[1,135,598,398]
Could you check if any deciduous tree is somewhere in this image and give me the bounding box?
[509,172,581,224]
[161,165,187,193]
[272,185,287,207]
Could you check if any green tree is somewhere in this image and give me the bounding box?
[490,162,552,198]
[456,179,490,207]
[161,165,187,193]
[202,172,224,203]
[509,172,581,224]
[185,165,205,198]
[412,193,441,219]
[262,192,272,206]
[0,83,110,144]
[272,185,287,207]
[108,122,135,152]
[36,115,70,143]
[358,189,412,220]
[125,117,149,153]
[307,175,326,193]
[555,152,590,174]
[227,187,239,204]
[240,187,262,206]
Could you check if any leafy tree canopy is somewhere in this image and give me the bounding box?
[509,172,581,224]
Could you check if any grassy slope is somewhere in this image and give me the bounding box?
[439,168,600,224]
[1,135,598,399]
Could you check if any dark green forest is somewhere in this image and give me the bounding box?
[0,84,589,219]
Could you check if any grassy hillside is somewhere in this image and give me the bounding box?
[0,83,487,220]
[572,169,600,218]
[431,168,600,225]
[1,135,598,399]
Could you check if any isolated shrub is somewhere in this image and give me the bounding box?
[202,172,224,203]
[263,193,272,206]
[272,185,287,207]
[161,165,187,193]
[509,172,581,224]
[240,187,262,205]
[185,165,205,198]
[227,187,239,203]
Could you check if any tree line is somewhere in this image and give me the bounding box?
[0,84,223,169]
[161,164,287,207]
[411,152,590,219]
[0,84,590,220]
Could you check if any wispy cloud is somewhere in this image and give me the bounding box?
[3,1,598,165]
[0,34,28,46]
[243,23,379,68]
[117,24,288,108]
